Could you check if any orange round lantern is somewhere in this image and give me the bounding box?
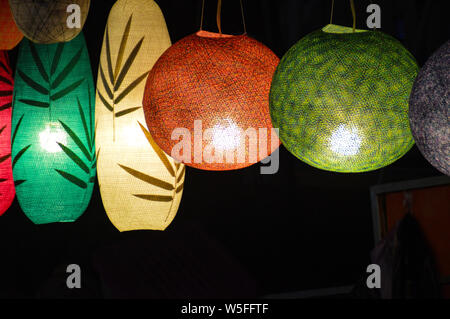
[143,1,279,171]
[0,0,23,50]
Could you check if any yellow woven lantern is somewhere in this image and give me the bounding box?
[95,0,184,232]
[8,0,90,44]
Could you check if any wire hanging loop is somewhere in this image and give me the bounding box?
[217,0,223,34]
[330,0,335,24]
[350,0,356,32]
[200,0,247,35]
[329,0,356,32]
[200,0,206,30]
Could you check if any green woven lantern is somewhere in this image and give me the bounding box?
[11,32,96,224]
[269,24,419,172]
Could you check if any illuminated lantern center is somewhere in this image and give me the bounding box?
[210,119,242,152]
[329,125,362,156]
[39,123,67,153]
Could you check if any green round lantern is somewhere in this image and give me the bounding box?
[11,32,96,224]
[269,24,419,172]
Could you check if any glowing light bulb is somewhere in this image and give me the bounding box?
[210,119,242,151]
[39,123,67,153]
[120,124,146,147]
[329,124,362,156]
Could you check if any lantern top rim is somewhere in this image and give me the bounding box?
[196,30,246,39]
[322,24,367,34]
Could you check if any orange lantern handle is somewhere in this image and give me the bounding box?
[199,0,247,35]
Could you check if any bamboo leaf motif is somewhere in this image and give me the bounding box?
[59,120,91,162]
[115,106,141,118]
[104,27,114,86]
[57,142,90,174]
[91,153,98,169]
[98,92,113,112]
[0,126,10,164]
[113,38,143,92]
[177,166,186,184]
[92,121,98,152]
[138,121,175,177]
[17,70,49,95]
[118,164,174,191]
[18,99,49,108]
[14,180,26,187]
[94,148,100,165]
[114,71,149,105]
[56,96,96,189]
[0,154,11,164]
[55,170,87,189]
[0,102,12,111]
[29,41,49,83]
[50,78,84,101]
[51,48,82,90]
[118,122,185,210]
[0,90,12,97]
[11,114,24,146]
[99,66,113,100]
[51,43,65,76]
[11,115,30,177]
[17,40,85,109]
[98,15,149,137]
[88,85,94,150]
[0,61,9,74]
[12,145,31,168]
[133,194,173,202]
[175,184,184,194]
[77,97,91,150]
[0,75,12,85]
[114,14,133,81]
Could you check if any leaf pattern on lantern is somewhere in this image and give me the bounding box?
[0,65,12,166]
[119,121,185,222]
[0,125,11,164]
[10,114,29,187]
[16,41,84,108]
[55,85,96,189]
[97,14,150,140]
[0,63,12,112]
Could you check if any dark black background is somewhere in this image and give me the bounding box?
[0,0,448,298]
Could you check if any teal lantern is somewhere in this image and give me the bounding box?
[269,24,419,172]
[11,32,96,224]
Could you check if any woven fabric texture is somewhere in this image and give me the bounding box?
[270,24,419,173]
[9,0,90,44]
[409,40,450,176]
[0,51,14,215]
[12,33,95,224]
[143,31,280,171]
[96,0,184,232]
[0,0,23,49]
